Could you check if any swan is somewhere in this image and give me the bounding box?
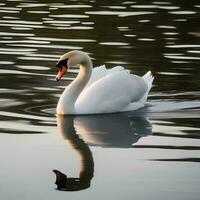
[55,50,154,115]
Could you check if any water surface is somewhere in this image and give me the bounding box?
[0,0,199,199]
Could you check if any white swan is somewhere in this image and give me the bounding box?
[55,50,154,115]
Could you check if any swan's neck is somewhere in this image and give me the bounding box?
[57,61,92,114]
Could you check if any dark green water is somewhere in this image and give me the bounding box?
[0,0,199,199]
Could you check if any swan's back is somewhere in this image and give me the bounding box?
[75,67,153,114]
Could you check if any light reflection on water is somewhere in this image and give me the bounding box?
[0,0,200,198]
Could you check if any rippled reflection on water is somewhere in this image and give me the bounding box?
[0,0,200,198]
[0,0,199,131]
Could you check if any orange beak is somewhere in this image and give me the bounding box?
[56,66,68,81]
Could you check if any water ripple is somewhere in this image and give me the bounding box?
[0,9,19,13]
[99,42,130,46]
[0,40,50,44]
[166,44,200,48]
[16,3,48,8]
[49,14,89,18]
[27,37,96,42]
[152,1,172,5]
[0,61,14,65]
[27,11,50,14]
[0,20,42,25]
[164,55,200,60]
[0,32,35,36]
[7,43,83,50]
[16,65,49,70]
[85,11,156,17]
[50,4,92,9]
[169,11,197,15]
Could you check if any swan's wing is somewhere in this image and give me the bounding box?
[75,71,148,114]
[85,65,107,88]
[107,66,125,73]
[85,65,128,88]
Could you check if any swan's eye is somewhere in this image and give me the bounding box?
[56,58,68,70]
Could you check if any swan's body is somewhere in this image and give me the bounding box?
[55,50,154,115]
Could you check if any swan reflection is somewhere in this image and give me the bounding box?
[72,113,152,148]
[53,113,152,191]
[54,115,94,191]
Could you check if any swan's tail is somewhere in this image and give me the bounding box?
[141,71,154,102]
[142,70,154,92]
[120,71,154,112]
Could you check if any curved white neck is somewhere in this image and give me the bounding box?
[57,62,92,114]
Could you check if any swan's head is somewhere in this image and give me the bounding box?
[55,50,91,81]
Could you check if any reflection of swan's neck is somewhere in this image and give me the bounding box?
[57,115,94,176]
[57,61,92,114]
[69,136,94,182]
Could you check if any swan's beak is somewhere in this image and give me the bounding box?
[56,66,68,82]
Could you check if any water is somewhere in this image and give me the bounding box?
[0,0,200,199]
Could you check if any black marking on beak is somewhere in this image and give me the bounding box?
[56,58,69,70]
